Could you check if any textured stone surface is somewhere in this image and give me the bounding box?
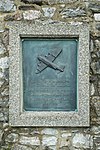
[92,97,100,119]
[0,80,4,88]
[90,83,95,95]
[42,7,56,17]
[48,0,78,4]
[96,23,100,31]
[72,133,93,149]
[11,144,32,150]
[0,21,4,33]
[89,2,100,12]
[19,136,40,146]
[0,129,3,142]
[0,0,16,12]
[95,39,100,49]
[0,57,9,69]
[97,146,100,150]
[94,13,100,21]
[60,8,86,18]
[42,136,57,146]
[60,137,71,147]
[98,80,100,95]
[0,108,8,122]
[60,132,72,148]
[4,12,22,21]
[41,128,58,135]
[94,135,100,144]
[91,126,100,134]
[23,10,41,20]
[5,133,19,143]
[0,39,6,55]
[61,133,71,138]
[21,0,48,5]
[21,0,78,4]
[91,61,100,74]
[0,69,4,78]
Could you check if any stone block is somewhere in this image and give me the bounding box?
[48,0,78,4]
[0,108,8,122]
[19,136,40,146]
[0,98,8,108]
[4,12,22,21]
[42,136,57,146]
[0,0,16,12]
[0,21,4,33]
[0,70,4,79]
[0,129,3,142]
[61,133,71,138]
[59,133,71,148]
[41,128,58,135]
[91,96,100,124]
[97,146,100,150]
[3,123,9,129]
[92,98,100,117]
[49,146,56,150]
[95,39,100,49]
[0,39,6,55]
[72,133,93,149]
[94,135,100,145]
[89,2,100,12]
[91,61,100,74]
[96,23,100,31]
[91,126,100,135]
[98,80,100,95]
[2,30,9,48]
[90,83,95,95]
[94,14,100,21]
[1,87,9,96]
[11,144,32,150]
[42,7,56,18]
[0,57,9,69]
[0,79,4,88]
[23,10,41,20]
[5,133,19,143]
[60,138,71,148]
[60,8,86,18]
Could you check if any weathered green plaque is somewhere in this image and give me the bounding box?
[8,21,89,126]
[22,38,78,111]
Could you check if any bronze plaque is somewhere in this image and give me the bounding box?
[22,38,78,111]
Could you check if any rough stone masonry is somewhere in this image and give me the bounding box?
[0,0,100,150]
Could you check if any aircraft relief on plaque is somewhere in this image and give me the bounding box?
[36,48,65,74]
[22,38,78,112]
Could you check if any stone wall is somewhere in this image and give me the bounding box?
[0,0,100,150]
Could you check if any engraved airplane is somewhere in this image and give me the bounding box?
[36,48,65,74]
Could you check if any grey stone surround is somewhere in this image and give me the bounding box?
[8,21,89,126]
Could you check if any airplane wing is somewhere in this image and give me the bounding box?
[36,59,47,74]
[47,48,62,62]
[36,48,62,73]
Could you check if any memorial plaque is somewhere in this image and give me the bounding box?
[22,38,78,111]
[8,21,89,126]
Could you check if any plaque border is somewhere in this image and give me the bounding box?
[8,21,90,126]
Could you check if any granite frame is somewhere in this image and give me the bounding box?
[8,21,90,126]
